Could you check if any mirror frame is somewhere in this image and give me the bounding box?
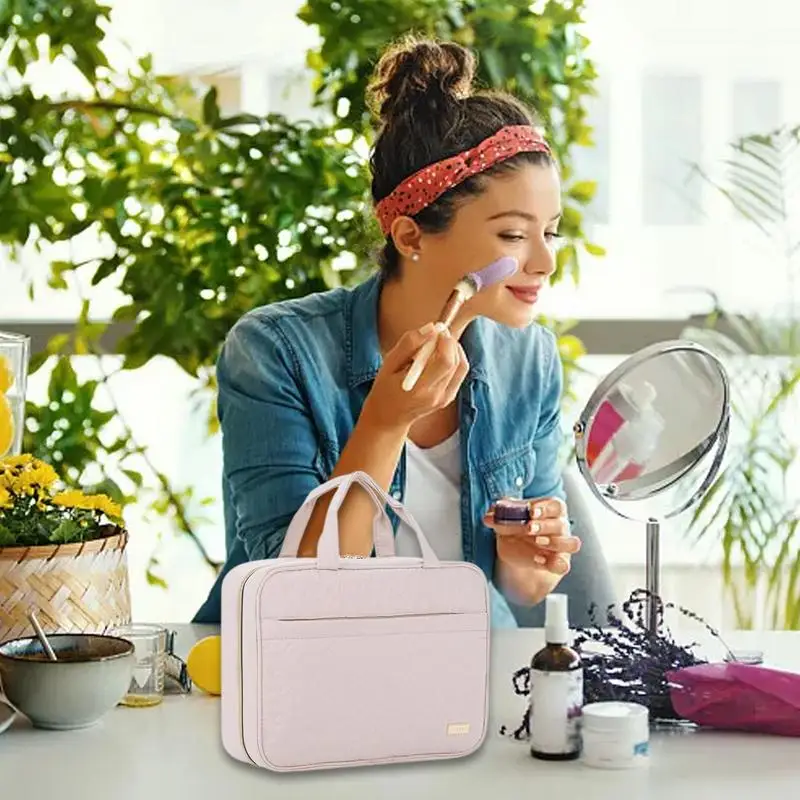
[573,339,731,521]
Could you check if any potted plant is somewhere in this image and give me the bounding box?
[683,124,800,629]
[0,454,132,644]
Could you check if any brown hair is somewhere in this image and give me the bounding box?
[367,35,556,279]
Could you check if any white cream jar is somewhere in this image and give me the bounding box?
[580,701,650,769]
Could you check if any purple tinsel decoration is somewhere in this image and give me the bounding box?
[500,589,734,740]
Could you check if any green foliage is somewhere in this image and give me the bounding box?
[1,0,601,582]
[299,0,605,283]
[682,125,800,630]
[33,110,375,374]
[0,501,113,547]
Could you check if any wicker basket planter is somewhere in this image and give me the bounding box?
[0,338,134,643]
[0,525,132,644]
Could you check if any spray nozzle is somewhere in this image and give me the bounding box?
[630,380,656,411]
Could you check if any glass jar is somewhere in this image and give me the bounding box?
[0,332,30,457]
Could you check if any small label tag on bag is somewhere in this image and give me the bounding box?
[447,723,470,736]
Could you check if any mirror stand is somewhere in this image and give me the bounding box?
[646,517,660,633]
[573,340,731,634]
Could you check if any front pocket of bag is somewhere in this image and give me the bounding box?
[261,612,486,640]
[254,613,489,770]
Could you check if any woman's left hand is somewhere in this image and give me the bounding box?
[484,497,581,606]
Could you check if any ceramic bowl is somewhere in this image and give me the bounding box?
[0,633,135,730]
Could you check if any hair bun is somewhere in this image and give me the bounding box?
[368,36,476,126]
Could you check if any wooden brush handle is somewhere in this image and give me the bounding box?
[402,336,439,392]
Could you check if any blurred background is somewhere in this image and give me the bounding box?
[1,0,798,630]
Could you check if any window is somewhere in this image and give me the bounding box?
[732,79,782,138]
[641,74,704,225]
[571,81,611,226]
[268,68,319,121]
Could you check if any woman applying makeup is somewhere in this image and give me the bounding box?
[195,36,589,628]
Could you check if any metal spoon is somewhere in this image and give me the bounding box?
[0,701,16,734]
[27,610,57,661]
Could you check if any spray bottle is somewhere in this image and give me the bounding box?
[529,594,584,761]
[589,380,665,485]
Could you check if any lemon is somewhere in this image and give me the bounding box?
[0,357,12,393]
[186,634,222,695]
[0,394,13,457]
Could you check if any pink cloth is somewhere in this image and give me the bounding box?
[667,662,800,736]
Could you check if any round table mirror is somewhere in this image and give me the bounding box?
[573,340,731,631]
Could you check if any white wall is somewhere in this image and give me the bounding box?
[543,0,800,322]
[107,0,318,74]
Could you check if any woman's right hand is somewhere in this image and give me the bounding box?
[360,323,469,433]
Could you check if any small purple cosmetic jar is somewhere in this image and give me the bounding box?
[493,498,531,525]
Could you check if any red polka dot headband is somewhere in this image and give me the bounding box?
[374,124,552,236]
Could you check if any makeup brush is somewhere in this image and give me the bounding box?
[402,256,519,392]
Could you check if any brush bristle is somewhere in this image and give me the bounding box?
[467,256,518,292]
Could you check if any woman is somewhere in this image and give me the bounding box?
[194,36,585,628]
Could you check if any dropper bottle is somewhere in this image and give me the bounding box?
[529,593,583,761]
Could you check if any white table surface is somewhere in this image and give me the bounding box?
[2,624,800,798]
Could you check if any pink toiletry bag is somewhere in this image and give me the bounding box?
[220,470,491,772]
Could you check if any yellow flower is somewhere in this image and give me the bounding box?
[51,489,89,508]
[0,456,58,494]
[1,454,33,467]
[90,494,123,520]
[0,486,12,508]
[30,463,58,487]
[51,490,122,520]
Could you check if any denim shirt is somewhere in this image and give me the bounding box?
[193,272,566,628]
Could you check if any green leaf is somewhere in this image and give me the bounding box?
[45,333,71,355]
[584,241,606,256]
[49,518,82,544]
[480,48,505,86]
[217,113,263,129]
[91,257,121,285]
[146,569,168,589]
[173,117,199,134]
[567,180,597,203]
[146,555,168,589]
[0,524,16,547]
[122,468,144,486]
[202,86,220,126]
[112,305,139,323]
[27,351,49,374]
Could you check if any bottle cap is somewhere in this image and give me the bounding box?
[630,380,656,411]
[582,701,649,732]
[544,593,570,644]
[607,380,656,421]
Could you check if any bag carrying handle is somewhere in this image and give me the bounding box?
[316,471,440,570]
[279,473,395,558]
[279,471,440,569]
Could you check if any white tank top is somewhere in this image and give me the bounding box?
[394,431,464,561]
